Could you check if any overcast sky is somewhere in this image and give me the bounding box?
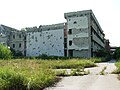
[0,0,120,46]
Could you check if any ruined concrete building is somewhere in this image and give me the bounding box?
[64,10,105,58]
[0,10,106,58]
[0,24,26,55]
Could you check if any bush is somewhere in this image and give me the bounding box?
[94,50,111,61]
[0,66,56,90]
[112,61,120,74]
[0,44,12,59]
[10,48,23,58]
[0,68,27,90]
[113,47,120,59]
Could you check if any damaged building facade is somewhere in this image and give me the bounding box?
[25,23,65,57]
[0,24,26,55]
[0,10,105,58]
[64,10,105,58]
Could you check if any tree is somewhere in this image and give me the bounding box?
[0,44,12,59]
[113,47,120,59]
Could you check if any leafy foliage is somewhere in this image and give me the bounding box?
[0,44,12,59]
[94,49,111,61]
[112,60,120,74]
[113,47,120,59]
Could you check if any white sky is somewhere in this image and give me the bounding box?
[0,0,120,46]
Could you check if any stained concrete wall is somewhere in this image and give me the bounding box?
[0,34,7,45]
[73,50,89,58]
[65,12,90,57]
[26,25,64,57]
[67,16,88,29]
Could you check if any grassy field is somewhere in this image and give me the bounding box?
[0,58,97,90]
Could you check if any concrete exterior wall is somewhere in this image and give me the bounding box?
[26,24,64,57]
[0,34,7,45]
[65,11,90,58]
[64,10,105,58]
[0,24,26,55]
[67,16,88,29]
[73,50,89,58]
[9,31,26,55]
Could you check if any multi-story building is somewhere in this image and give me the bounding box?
[64,10,105,58]
[0,10,106,58]
[0,24,26,55]
[0,24,15,45]
[25,23,65,57]
[9,30,26,55]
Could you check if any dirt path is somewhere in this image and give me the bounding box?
[44,60,120,90]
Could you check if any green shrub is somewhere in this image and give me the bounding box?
[113,47,120,59]
[0,68,27,90]
[26,69,56,90]
[94,50,111,61]
[113,61,120,74]
[0,44,12,59]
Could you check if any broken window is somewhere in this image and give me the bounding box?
[19,43,21,48]
[69,29,72,34]
[19,34,21,38]
[64,38,67,43]
[80,14,83,16]
[13,44,15,48]
[13,35,15,39]
[69,41,72,46]
[69,50,73,57]
[24,36,26,40]
[64,43,67,48]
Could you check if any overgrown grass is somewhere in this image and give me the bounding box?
[112,61,120,74]
[99,66,107,75]
[0,60,56,90]
[43,59,96,69]
[0,58,97,89]
[90,58,110,63]
[112,61,120,80]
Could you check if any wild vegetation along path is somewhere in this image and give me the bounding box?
[44,60,120,90]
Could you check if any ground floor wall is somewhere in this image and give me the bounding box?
[74,50,89,58]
